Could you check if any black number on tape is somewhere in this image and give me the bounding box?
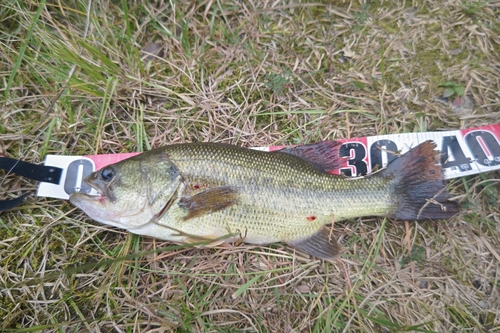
[440,136,472,171]
[465,131,500,166]
[339,143,368,176]
[370,140,398,170]
[64,160,94,195]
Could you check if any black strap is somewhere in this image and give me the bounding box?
[0,193,29,211]
[0,157,63,212]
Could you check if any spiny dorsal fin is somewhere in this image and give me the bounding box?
[277,141,346,172]
[179,186,239,220]
[287,226,340,260]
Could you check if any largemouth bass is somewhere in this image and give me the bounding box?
[70,140,459,259]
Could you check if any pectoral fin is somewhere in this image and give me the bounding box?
[179,186,239,220]
[287,226,340,260]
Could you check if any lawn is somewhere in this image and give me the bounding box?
[1,0,499,332]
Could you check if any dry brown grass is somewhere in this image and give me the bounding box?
[1,0,499,332]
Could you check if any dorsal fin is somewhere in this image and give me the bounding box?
[277,141,346,172]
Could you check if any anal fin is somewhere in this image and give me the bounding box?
[287,226,340,260]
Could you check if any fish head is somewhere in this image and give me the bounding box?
[70,150,181,229]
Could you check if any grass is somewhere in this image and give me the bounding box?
[1,0,499,331]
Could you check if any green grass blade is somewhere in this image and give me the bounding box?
[3,0,46,100]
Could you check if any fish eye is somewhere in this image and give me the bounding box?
[100,167,115,182]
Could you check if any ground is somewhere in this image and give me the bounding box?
[1,0,499,332]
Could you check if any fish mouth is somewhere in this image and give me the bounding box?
[87,191,107,204]
[82,174,119,202]
[70,188,106,205]
[69,186,124,227]
[70,179,109,205]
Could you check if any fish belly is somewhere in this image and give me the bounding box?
[153,202,331,245]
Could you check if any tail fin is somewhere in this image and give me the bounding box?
[379,140,459,220]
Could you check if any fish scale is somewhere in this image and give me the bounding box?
[70,140,459,259]
[163,143,395,219]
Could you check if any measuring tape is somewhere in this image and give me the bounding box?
[1,123,499,211]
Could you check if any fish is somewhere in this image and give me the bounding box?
[69,140,459,260]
